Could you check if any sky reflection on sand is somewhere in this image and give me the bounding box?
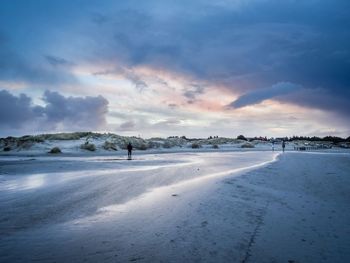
[69,152,279,225]
[0,154,200,192]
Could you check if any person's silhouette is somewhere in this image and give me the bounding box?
[282,140,286,152]
[127,142,133,160]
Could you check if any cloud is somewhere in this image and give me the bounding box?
[93,66,148,91]
[1,0,350,136]
[117,117,183,134]
[0,89,109,132]
[0,90,43,129]
[183,84,205,103]
[81,0,349,114]
[119,120,136,130]
[168,103,178,109]
[0,34,77,86]
[278,87,350,118]
[229,82,350,119]
[45,55,74,67]
[91,12,109,25]
[153,119,182,128]
[229,82,301,108]
[123,71,148,91]
[42,90,109,129]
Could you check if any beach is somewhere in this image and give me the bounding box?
[0,151,349,262]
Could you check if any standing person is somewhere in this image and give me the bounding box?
[272,141,275,151]
[127,142,133,160]
[282,140,286,152]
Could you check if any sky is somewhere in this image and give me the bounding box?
[0,0,349,138]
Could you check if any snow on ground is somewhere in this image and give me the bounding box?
[0,151,349,262]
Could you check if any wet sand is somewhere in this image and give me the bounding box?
[0,152,349,262]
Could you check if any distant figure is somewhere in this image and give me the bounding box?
[272,141,275,151]
[127,142,133,160]
[282,141,286,152]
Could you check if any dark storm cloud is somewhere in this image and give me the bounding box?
[0,89,109,131]
[278,88,350,118]
[1,0,350,116]
[91,0,350,116]
[229,82,301,109]
[230,82,350,118]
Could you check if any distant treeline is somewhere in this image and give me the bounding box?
[236,135,350,144]
[287,136,350,143]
